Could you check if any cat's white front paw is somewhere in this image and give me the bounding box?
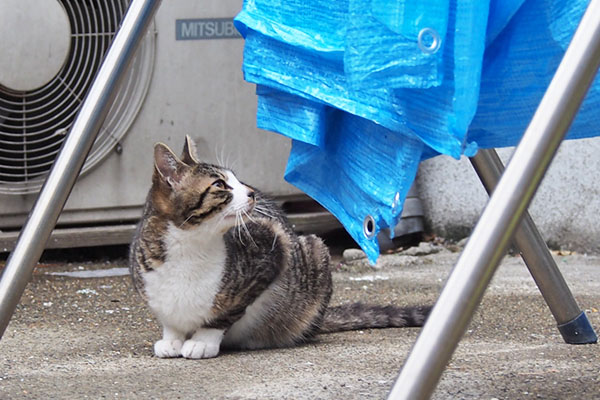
[181,339,220,359]
[154,339,183,358]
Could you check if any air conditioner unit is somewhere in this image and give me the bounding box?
[0,0,421,251]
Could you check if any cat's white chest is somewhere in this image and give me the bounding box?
[143,224,227,334]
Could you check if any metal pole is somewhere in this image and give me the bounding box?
[388,1,600,399]
[470,149,582,322]
[0,0,162,339]
[471,149,596,344]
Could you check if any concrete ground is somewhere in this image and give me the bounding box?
[0,243,598,399]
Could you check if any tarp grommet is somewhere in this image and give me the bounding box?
[363,215,376,239]
[418,27,441,54]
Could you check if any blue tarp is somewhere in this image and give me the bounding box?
[234,0,600,263]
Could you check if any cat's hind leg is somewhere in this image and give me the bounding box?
[154,325,185,358]
[181,328,224,359]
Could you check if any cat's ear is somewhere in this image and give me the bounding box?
[181,135,199,165]
[154,143,186,188]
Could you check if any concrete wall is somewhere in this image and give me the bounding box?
[416,136,600,253]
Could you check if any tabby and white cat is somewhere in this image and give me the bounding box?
[129,136,430,359]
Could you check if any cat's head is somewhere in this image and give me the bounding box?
[150,135,255,233]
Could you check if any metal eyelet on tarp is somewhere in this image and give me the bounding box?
[418,27,441,54]
[363,215,377,239]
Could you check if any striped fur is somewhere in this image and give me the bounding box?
[320,303,432,333]
[129,136,430,358]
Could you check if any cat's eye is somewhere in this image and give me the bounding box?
[212,179,227,189]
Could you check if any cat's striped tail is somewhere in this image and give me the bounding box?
[319,303,432,333]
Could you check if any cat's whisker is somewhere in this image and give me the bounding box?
[252,203,266,212]
[239,210,257,247]
[219,147,225,168]
[225,152,233,171]
[215,143,226,168]
[241,209,256,226]
[239,221,249,246]
[242,208,257,223]
[232,201,257,219]
[271,232,278,252]
[179,214,194,228]
[254,208,273,218]
[238,213,248,246]
[254,206,275,219]
[225,152,240,173]
[235,212,245,245]
[233,203,247,212]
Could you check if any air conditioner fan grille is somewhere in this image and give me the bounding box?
[0,0,155,195]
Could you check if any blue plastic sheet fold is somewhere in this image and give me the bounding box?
[234,0,600,263]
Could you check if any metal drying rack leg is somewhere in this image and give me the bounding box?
[470,148,597,344]
[388,1,600,399]
[0,0,162,340]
